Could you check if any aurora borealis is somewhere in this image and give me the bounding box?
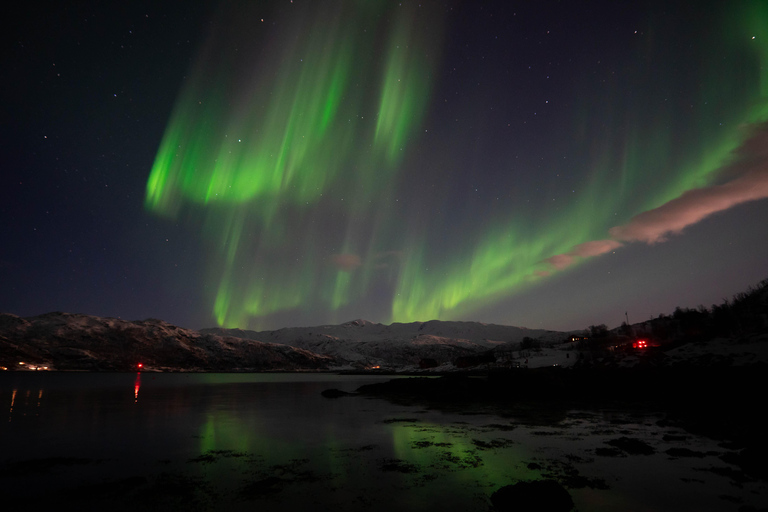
[146,1,444,327]
[3,1,768,331]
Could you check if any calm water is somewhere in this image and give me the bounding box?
[1,372,766,511]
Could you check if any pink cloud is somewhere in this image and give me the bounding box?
[331,253,362,271]
[609,167,768,243]
[544,254,574,270]
[537,123,768,275]
[610,122,768,243]
[540,239,622,272]
[569,239,623,257]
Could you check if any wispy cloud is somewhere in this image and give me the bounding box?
[609,168,768,243]
[542,240,622,271]
[570,239,624,257]
[541,122,768,272]
[543,254,575,270]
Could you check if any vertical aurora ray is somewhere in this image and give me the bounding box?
[374,4,434,164]
[147,1,443,328]
[391,1,768,323]
[147,1,767,329]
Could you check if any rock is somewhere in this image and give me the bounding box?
[490,479,574,512]
[664,447,708,458]
[321,388,354,398]
[606,437,655,455]
[725,444,768,480]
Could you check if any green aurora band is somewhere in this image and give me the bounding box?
[147,1,768,328]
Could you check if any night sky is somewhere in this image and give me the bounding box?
[3,1,768,332]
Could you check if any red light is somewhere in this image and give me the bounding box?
[137,363,143,369]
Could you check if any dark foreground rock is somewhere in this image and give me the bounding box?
[356,373,490,401]
[356,366,768,468]
[721,445,768,481]
[606,437,656,455]
[320,388,356,398]
[491,479,574,512]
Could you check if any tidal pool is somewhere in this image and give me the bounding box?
[1,372,765,511]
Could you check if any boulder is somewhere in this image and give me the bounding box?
[321,388,354,398]
[491,479,574,512]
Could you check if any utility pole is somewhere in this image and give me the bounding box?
[624,311,634,337]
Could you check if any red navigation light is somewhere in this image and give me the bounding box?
[137,363,143,369]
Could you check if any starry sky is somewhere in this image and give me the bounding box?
[3,0,768,332]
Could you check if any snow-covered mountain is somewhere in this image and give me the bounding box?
[203,319,565,368]
[212,318,564,344]
[0,313,567,371]
[4,310,766,372]
[0,312,334,371]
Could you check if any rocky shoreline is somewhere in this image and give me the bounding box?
[326,365,768,483]
[316,366,768,511]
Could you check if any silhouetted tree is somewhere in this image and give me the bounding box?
[619,321,632,336]
[520,337,540,350]
[588,324,609,338]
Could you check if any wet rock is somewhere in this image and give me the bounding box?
[321,388,354,398]
[665,447,708,458]
[595,447,627,457]
[491,479,574,512]
[699,465,752,484]
[379,459,420,473]
[606,436,655,455]
[725,445,768,480]
[662,434,689,442]
[381,417,420,424]
[532,458,608,491]
[472,439,515,450]
[483,423,517,431]
[559,473,609,490]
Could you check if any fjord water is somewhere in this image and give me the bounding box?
[1,372,766,511]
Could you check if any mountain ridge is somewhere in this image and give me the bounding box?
[0,312,566,372]
[0,312,334,372]
[4,275,765,372]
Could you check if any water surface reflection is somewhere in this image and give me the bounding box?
[0,373,765,511]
